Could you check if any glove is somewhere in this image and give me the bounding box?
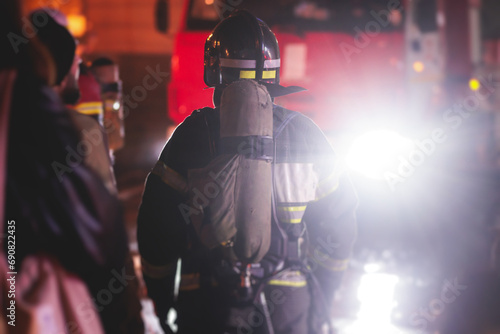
[143,274,176,334]
[154,303,175,334]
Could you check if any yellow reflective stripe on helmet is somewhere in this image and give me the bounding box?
[262,70,276,79]
[152,160,188,195]
[76,101,103,116]
[239,70,256,79]
[141,257,177,279]
[239,70,275,79]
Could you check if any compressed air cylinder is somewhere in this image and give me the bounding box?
[219,79,273,263]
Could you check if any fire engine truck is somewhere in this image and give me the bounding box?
[164,0,407,135]
[155,0,500,332]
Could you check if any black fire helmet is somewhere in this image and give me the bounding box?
[204,9,305,97]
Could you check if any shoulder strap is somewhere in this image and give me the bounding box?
[200,107,218,159]
[269,109,299,271]
[274,110,297,138]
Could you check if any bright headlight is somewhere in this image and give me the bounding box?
[357,273,399,323]
[346,130,415,179]
[338,272,400,334]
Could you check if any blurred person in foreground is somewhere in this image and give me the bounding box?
[138,10,357,334]
[0,1,19,330]
[1,5,143,333]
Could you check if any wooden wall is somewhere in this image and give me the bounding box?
[24,0,185,55]
[86,0,184,54]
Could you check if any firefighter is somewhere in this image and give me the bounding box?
[137,10,357,334]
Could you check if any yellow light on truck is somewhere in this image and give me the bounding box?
[469,78,480,91]
[67,14,87,38]
[413,61,424,73]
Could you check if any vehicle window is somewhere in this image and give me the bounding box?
[482,0,500,39]
[414,0,438,33]
[187,0,404,33]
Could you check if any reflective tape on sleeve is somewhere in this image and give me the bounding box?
[315,172,340,200]
[315,161,345,200]
[277,205,307,224]
[141,257,177,279]
[179,273,200,291]
[179,273,218,291]
[268,269,307,287]
[309,249,350,272]
[152,160,188,195]
[76,101,104,116]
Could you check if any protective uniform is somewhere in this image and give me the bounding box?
[73,64,117,194]
[137,10,357,334]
